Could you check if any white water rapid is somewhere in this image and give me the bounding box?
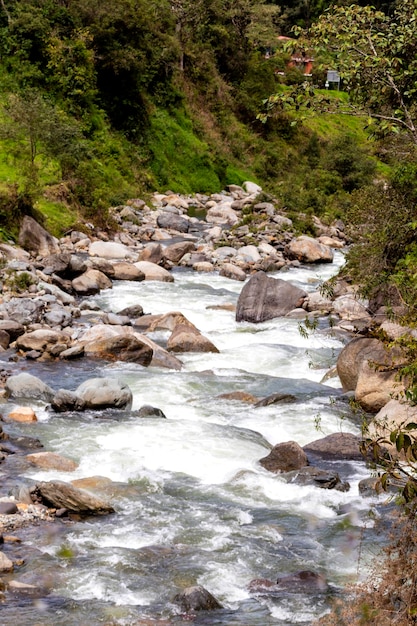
[10,251,383,626]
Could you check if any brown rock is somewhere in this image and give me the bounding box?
[33,480,115,515]
[8,407,38,423]
[26,452,78,472]
[303,432,363,460]
[259,441,308,473]
[173,585,222,611]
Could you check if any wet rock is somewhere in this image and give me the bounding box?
[336,338,390,391]
[283,466,350,491]
[33,480,115,515]
[173,585,223,611]
[167,324,219,353]
[366,399,417,457]
[0,551,13,572]
[249,571,328,595]
[236,271,307,323]
[83,334,153,365]
[303,432,363,461]
[5,373,54,402]
[217,391,258,404]
[7,407,38,423]
[137,405,167,418]
[51,389,86,412]
[18,216,59,257]
[137,242,163,264]
[117,304,144,318]
[259,441,308,473]
[255,393,296,407]
[75,377,133,410]
[0,320,25,341]
[26,451,79,472]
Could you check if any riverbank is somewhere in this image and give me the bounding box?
[0,182,405,624]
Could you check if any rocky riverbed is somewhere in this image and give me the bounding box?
[0,182,410,621]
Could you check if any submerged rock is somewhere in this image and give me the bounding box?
[173,585,223,612]
[32,481,115,515]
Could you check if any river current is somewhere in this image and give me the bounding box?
[1,252,384,625]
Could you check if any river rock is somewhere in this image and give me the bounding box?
[3,297,45,325]
[259,441,308,473]
[303,433,363,460]
[26,451,79,472]
[173,585,223,611]
[206,204,239,225]
[333,295,370,321]
[249,571,328,595]
[33,481,115,515]
[236,271,307,323]
[156,212,189,233]
[134,261,174,282]
[0,330,10,349]
[283,466,350,491]
[137,405,167,418]
[72,269,113,295]
[75,377,133,409]
[15,329,71,355]
[89,241,136,260]
[18,216,60,257]
[236,245,261,264]
[366,399,417,456]
[137,242,163,264]
[163,241,195,264]
[337,338,390,391]
[83,334,153,365]
[0,501,18,515]
[40,252,72,276]
[0,552,13,572]
[219,263,246,281]
[111,262,145,281]
[51,389,86,412]
[286,236,333,263]
[5,373,54,402]
[0,320,25,341]
[355,359,404,413]
[7,407,38,423]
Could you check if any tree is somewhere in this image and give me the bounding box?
[261,1,417,147]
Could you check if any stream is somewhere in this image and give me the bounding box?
[0,251,384,625]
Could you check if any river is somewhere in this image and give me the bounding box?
[1,251,383,625]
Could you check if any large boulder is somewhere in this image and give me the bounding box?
[32,480,114,515]
[18,216,60,257]
[3,297,45,326]
[337,338,391,391]
[163,241,196,265]
[15,329,71,355]
[26,451,78,472]
[111,262,145,281]
[133,261,174,282]
[355,359,404,412]
[5,373,54,402]
[72,269,112,295]
[75,377,132,409]
[286,236,334,263]
[303,433,363,461]
[167,324,219,353]
[83,334,153,365]
[156,212,189,233]
[259,441,308,473]
[236,271,307,323]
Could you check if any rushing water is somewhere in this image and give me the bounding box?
[1,252,384,625]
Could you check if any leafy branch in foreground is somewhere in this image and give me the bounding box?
[260,1,417,145]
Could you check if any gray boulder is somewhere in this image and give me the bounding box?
[5,373,54,402]
[236,272,307,323]
[156,212,189,233]
[75,377,133,409]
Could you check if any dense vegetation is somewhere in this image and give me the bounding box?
[0,0,384,239]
